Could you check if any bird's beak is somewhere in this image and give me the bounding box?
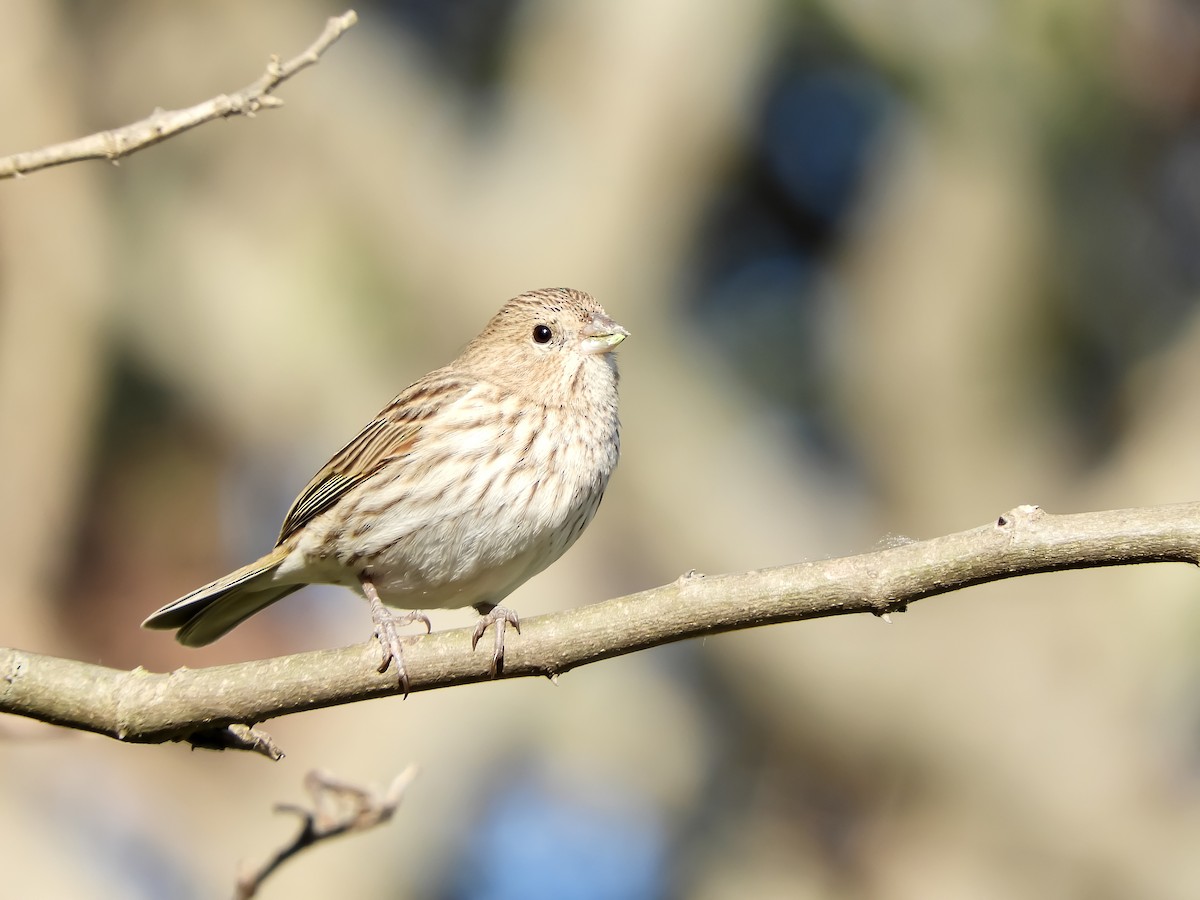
[580,314,630,354]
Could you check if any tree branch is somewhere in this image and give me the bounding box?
[0,10,358,180]
[3,503,1198,754]
[235,767,418,899]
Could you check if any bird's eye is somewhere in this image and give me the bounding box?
[532,324,553,344]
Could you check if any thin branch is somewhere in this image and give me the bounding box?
[235,766,418,899]
[3,503,1199,755]
[188,723,285,760]
[0,10,358,180]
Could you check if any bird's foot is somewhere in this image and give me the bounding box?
[471,606,520,677]
[361,578,430,696]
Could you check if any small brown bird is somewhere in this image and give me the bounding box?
[143,288,627,689]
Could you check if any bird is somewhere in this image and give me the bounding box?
[143,288,627,692]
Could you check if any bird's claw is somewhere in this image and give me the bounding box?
[372,612,411,694]
[471,606,520,677]
[362,577,430,696]
[400,610,433,634]
[373,609,434,695]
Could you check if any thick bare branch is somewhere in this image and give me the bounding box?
[0,10,358,180]
[2,503,1198,754]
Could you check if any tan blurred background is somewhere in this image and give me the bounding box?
[4,0,1200,897]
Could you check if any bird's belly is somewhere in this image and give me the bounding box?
[293,486,601,611]
[359,491,592,608]
[290,401,613,611]
[367,539,546,611]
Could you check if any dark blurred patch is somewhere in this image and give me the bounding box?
[1157,127,1200,288]
[760,68,887,232]
[687,60,895,470]
[1042,14,1200,461]
[685,4,1200,468]
[57,350,230,666]
[369,0,524,101]
[667,645,873,894]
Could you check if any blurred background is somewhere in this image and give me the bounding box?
[4,0,1200,897]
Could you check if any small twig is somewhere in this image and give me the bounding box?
[235,766,418,899]
[186,724,284,760]
[0,10,358,180]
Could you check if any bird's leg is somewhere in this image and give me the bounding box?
[470,603,521,677]
[360,575,431,695]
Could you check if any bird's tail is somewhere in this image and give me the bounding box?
[142,547,301,647]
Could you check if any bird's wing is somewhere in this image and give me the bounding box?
[276,374,474,544]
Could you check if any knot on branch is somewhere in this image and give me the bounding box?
[996,504,1044,529]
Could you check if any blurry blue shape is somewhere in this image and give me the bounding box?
[443,776,667,900]
[36,776,200,900]
[682,61,894,469]
[761,68,891,225]
[702,253,819,393]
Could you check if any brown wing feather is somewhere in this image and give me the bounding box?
[275,372,474,544]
